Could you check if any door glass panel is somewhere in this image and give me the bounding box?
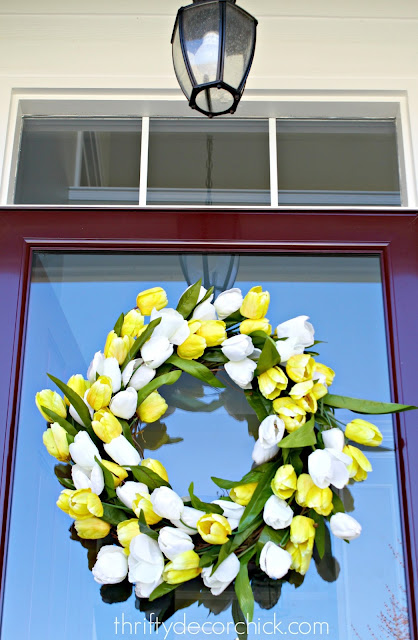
[14,118,141,205]
[1,252,409,639]
[147,119,270,205]
[276,119,401,206]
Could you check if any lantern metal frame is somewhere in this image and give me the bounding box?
[171,0,258,118]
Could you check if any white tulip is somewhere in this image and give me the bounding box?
[69,391,94,427]
[182,284,212,304]
[249,347,262,362]
[170,506,205,534]
[322,428,345,452]
[141,336,174,369]
[252,439,278,465]
[109,387,138,420]
[224,358,257,389]
[259,415,285,448]
[92,546,128,585]
[308,448,350,489]
[150,308,190,346]
[135,577,163,599]
[104,434,141,467]
[158,527,194,560]
[191,299,217,321]
[102,357,122,393]
[214,288,243,320]
[212,500,244,531]
[221,334,254,362]
[151,487,184,521]
[123,359,156,391]
[330,513,362,541]
[275,315,315,349]
[202,553,240,596]
[69,431,101,470]
[260,541,292,580]
[275,337,305,364]
[116,481,149,510]
[87,351,105,383]
[128,534,165,584]
[263,496,293,530]
[72,462,104,495]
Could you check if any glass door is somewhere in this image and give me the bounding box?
[0,250,411,639]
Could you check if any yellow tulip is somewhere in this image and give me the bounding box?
[196,320,227,347]
[311,381,328,400]
[295,474,333,516]
[271,465,297,500]
[65,374,90,405]
[240,318,272,336]
[132,494,162,525]
[314,362,335,386]
[290,515,316,547]
[86,376,113,411]
[286,540,313,576]
[188,319,202,334]
[240,286,270,320]
[286,354,316,383]
[74,517,111,540]
[92,408,122,443]
[101,460,128,487]
[56,489,74,514]
[163,550,202,584]
[117,518,140,549]
[229,482,258,506]
[343,444,373,481]
[273,397,306,432]
[35,389,67,422]
[197,514,232,545]
[345,419,383,447]
[258,366,288,400]
[136,287,168,316]
[43,422,70,462]
[121,309,145,338]
[289,380,317,413]
[177,334,206,360]
[141,458,169,483]
[137,391,168,424]
[104,331,134,365]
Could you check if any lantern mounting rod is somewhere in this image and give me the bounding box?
[193,0,236,3]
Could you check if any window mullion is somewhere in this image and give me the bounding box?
[139,116,150,206]
[269,117,278,207]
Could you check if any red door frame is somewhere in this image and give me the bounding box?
[0,207,417,635]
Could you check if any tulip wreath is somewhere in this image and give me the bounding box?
[36,280,416,633]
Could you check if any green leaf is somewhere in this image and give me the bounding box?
[188,482,223,515]
[248,330,270,349]
[331,489,345,515]
[323,393,417,415]
[238,464,277,532]
[199,546,222,568]
[258,525,290,549]
[235,552,255,622]
[166,354,225,389]
[232,600,248,640]
[255,336,281,375]
[41,407,79,436]
[136,370,182,408]
[289,448,303,475]
[101,503,130,526]
[95,457,117,499]
[56,476,75,490]
[120,317,162,371]
[278,416,316,449]
[176,279,202,319]
[211,516,263,576]
[224,310,245,329]
[137,510,159,541]
[47,373,92,430]
[211,462,276,491]
[118,418,137,449]
[198,286,214,307]
[113,313,125,337]
[130,465,170,490]
[202,349,229,365]
[244,389,273,422]
[310,510,326,559]
[149,582,180,602]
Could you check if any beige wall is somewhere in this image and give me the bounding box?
[0,0,418,203]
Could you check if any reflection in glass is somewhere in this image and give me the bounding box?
[1,252,409,639]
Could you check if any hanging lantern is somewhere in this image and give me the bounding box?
[171,0,258,118]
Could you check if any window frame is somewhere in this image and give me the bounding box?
[0,207,417,637]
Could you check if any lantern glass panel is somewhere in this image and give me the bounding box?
[223,3,256,90]
[172,22,193,100]
[182,2,220,85]
[195,86,235,114]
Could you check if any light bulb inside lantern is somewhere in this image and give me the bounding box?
[189,31,220,83]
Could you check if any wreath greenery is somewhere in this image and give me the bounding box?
[36,279,416,631]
